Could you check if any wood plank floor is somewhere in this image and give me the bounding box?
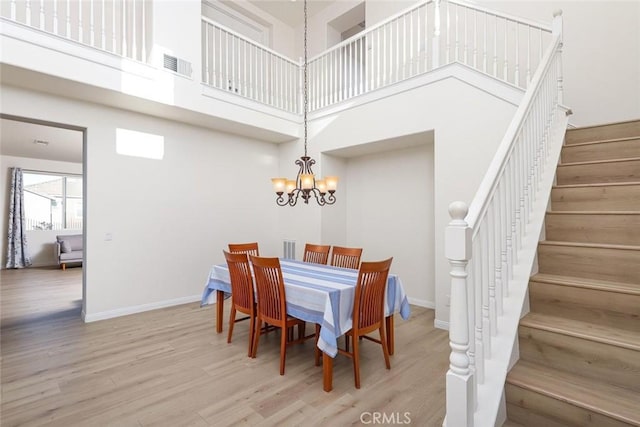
[1,267,448,426]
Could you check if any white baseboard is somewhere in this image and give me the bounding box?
[434,319,449,330]
[407,297,435,309]
[83,294,201,322]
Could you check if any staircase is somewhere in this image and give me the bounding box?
[505,120,640,426]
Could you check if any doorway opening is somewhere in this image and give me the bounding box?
[0,113,86,325]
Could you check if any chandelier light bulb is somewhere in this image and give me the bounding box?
[316,179,327,194]
[271,178,286,194]
[325,176,338,192]
[285,180,297,194]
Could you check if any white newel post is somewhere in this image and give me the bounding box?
[446,201,474,427]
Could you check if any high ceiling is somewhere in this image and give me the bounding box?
[246,0,335,27]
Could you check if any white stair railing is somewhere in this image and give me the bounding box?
[307,0,438,111]
[441,0,552,89]
[307,0,552,111]
[201,18,301,114]
[1,0,150,62]
[198,0,552,113]
[445,11,569,427]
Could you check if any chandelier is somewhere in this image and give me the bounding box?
[271,0,338,206]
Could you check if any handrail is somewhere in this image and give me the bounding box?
[201,17,301,113]
[444,10,566,426]
[201,16,299,66]
[307,0,434,63]
[466,33,561,233]
[306,0,551,65]
[448,0,551,32]
[305,0,553,111]
[1,0,150,63]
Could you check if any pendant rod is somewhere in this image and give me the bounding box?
[303,0,308,158]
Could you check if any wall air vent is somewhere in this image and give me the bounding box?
[283,240,296,260]
[163,54,192,78]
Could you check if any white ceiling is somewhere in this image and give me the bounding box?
[0,118,83,164]
[246,0,335,27]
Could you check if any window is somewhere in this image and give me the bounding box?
[23,172,83,231]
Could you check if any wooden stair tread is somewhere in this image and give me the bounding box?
[507,361,640,425]
[545,211,640,215]
[531,273,640,295]
[559,156,640,167]
[566,119,640,132]
[565,119,640,145]
[565,136,640,147]
[521,312,640,351]
[553,181,640,189]
[539,240,640,251]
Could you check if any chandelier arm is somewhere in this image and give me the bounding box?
[324,192,337,205]
[310,188,327,206]
[276,193,289,206]
[289,190,301,206]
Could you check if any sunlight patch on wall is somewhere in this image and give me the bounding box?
[116,128,165,160]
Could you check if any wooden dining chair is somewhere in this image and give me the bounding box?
[249,255,308,375]
[228,242,259,257]
[330,246,363,269]
[223,250,256,357]
[303,243,331,265]
[337,257,393,388]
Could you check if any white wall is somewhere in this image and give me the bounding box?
[0,155,82,267]
[221,0,296,58]
[365,0,415,27]
[345,144,434,306]
[0,85,281,320]
[320,154,348,248]
[477,0,640,126]
[359,0,640,127]
[297,1,363,57]
[282,72,518,325]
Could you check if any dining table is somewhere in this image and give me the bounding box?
[201,258,411,391]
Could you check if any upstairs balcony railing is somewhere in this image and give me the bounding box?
[1,0,151,62]
[201,17,301,114]
[200,0,552,114]
[307,0,552,111]
[3,0,552,117]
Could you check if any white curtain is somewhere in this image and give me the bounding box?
[6,167,32,269]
